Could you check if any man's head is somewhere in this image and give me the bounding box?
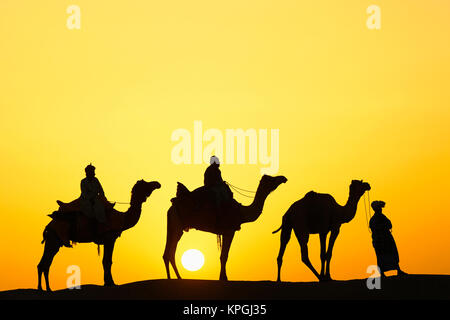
[210,155,220,166]
[371,200,385,213]
[85,163,96,178]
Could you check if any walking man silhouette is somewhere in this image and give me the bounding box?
[369,200,407,277]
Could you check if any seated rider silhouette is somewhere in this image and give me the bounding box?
[54,164,114,246]
[57,163,114,224]
[80,163,114,224]
[204,156,233,211]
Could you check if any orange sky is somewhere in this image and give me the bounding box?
[1,0,450,291]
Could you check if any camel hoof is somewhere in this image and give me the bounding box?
[319,275,332,282]
[104,282,117,287]
[219,273,228,281]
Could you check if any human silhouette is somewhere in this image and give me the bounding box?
[56,164,114,243]
[203,156,233,210]
[369,200,407,277]
[38,179,161,291]
[79,163,113,223]
[273,180,371,282]
[164,174,287,281]
[57,164,114,219]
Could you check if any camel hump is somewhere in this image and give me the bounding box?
[303,191,332,202]
[305,191,317,198]
[176,182,190,198]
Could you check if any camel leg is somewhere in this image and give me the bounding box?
[169,229,183,280]
[294,230,320,281]
[219,232,235,281]
[37,233,61,292]
[163,224,172,279]
[103,237,117,286]
[276,222,292,282]
[163,242,172,279]
[37,256,44,291]
[319,232,328,280]
[163,210,183,279]
[324,228,340,281]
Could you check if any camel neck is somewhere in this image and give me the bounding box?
[123,199,143,231]
[341,192,361,223]
[241,184,269,223]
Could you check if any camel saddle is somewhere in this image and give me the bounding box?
[171,182,242,233]
[49,205,119,246]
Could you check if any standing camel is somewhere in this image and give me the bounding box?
[163,174,287,281]
[37,180,161,291]
[273,180,370,282]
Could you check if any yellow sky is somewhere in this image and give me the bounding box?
[1,0,450,290]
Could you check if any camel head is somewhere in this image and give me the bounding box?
[259,174,288,195]
[131,179,161,204]
[350,179,371,198]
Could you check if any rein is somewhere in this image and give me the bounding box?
[225,181,256,198]
[363,190,372,234]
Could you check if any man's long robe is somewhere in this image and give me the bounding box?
[369,212,400,272]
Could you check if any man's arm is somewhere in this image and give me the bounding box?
[80,179,87,195]
[95,178,105,196]
[204,167,211,186]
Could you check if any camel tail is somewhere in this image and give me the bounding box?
[272,225,283,234]
[217,235,222,251]
[41,226,48,244]
[272,206,295,234]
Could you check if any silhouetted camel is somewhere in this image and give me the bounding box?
[164,174,287,281]
[37,180,161,291]
[273,180,371,282]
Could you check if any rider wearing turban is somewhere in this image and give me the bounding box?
[369,200,407,277]
[204,156,233,209]
[80,164,113,223]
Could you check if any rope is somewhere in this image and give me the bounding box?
[228,185,255,198]
[225,181,256,198]
[225,181,256,194]
[363,193,368,227]
[364,191,372,234]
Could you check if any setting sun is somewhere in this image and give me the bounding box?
[181,249,205,272]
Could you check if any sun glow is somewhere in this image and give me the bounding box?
[181,249,205,272]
